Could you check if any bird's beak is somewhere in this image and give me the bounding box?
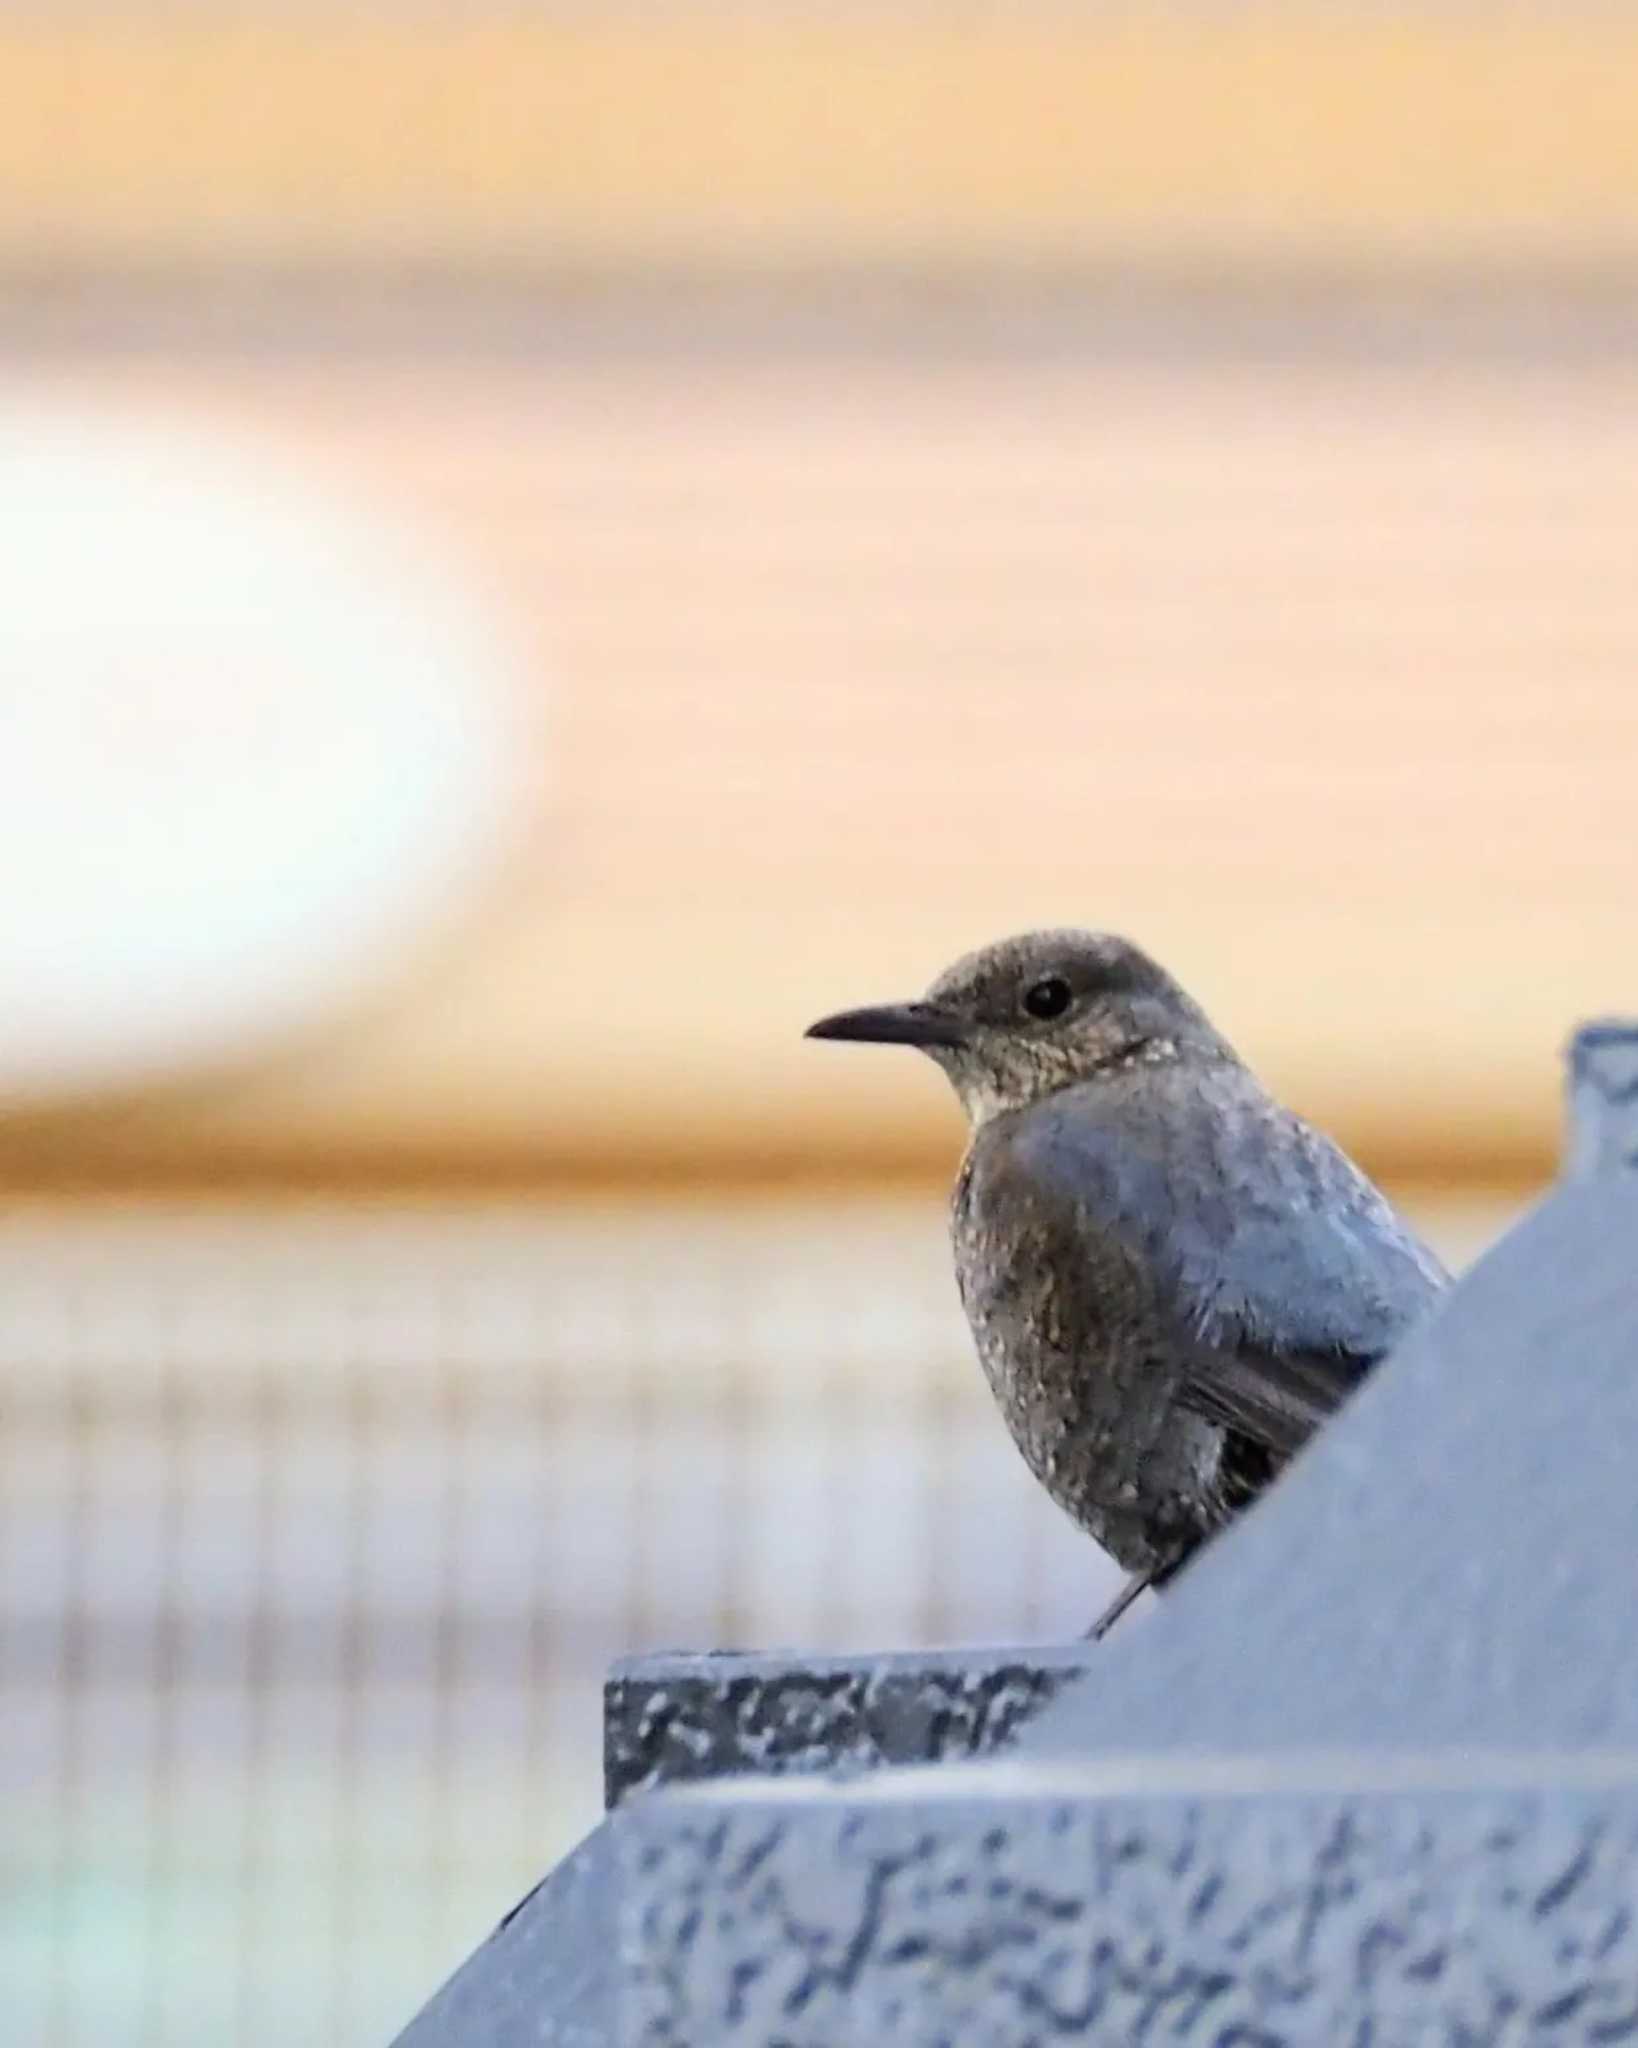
[804,1001,965,1049]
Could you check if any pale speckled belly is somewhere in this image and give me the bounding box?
[951,1173,1228,1577]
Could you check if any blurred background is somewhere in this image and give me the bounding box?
[2,4,1635,2043]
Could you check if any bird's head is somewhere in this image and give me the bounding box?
[806,928,1228,1126]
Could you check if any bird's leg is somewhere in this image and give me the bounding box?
[1084,1569,1154,1641]
[1085,1542,1195,1641]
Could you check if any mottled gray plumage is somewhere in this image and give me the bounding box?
[807,930,1448,1630]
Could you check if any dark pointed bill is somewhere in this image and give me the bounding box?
[804,1001,964,1048]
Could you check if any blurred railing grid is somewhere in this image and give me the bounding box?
[0,1200,1114,2047]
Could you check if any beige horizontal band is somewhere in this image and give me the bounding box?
[3,14,1637,268]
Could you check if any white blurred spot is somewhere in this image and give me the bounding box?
[0,401,533,1103]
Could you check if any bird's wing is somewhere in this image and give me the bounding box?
[1007,1070,1450,1460]
[1171,1333,1371,1459]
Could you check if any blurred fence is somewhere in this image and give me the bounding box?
[0,1192,1510,2047]
[0,1197,1119,2048]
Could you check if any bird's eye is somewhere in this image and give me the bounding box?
[1022,976,1073,1021]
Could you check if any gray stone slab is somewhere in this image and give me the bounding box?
[605,1646,1090,1810]
[617,1758,1638,2046]
[390,1653,1093,2041]
[1018,1171,1638,1760]
[390,1823,611,2048]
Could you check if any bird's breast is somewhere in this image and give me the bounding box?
[949,1145,1222,1570]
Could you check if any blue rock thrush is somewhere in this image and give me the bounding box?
[807,930,1449,1636]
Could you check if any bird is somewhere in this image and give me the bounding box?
[806,930,1449,1638]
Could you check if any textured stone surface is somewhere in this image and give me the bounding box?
[606,1648,1090,1811]
[618,1764,1638,2045]
[390,1823,611,2047]
[1020,1172,1638,1760]
[391,1650,1091,2040]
